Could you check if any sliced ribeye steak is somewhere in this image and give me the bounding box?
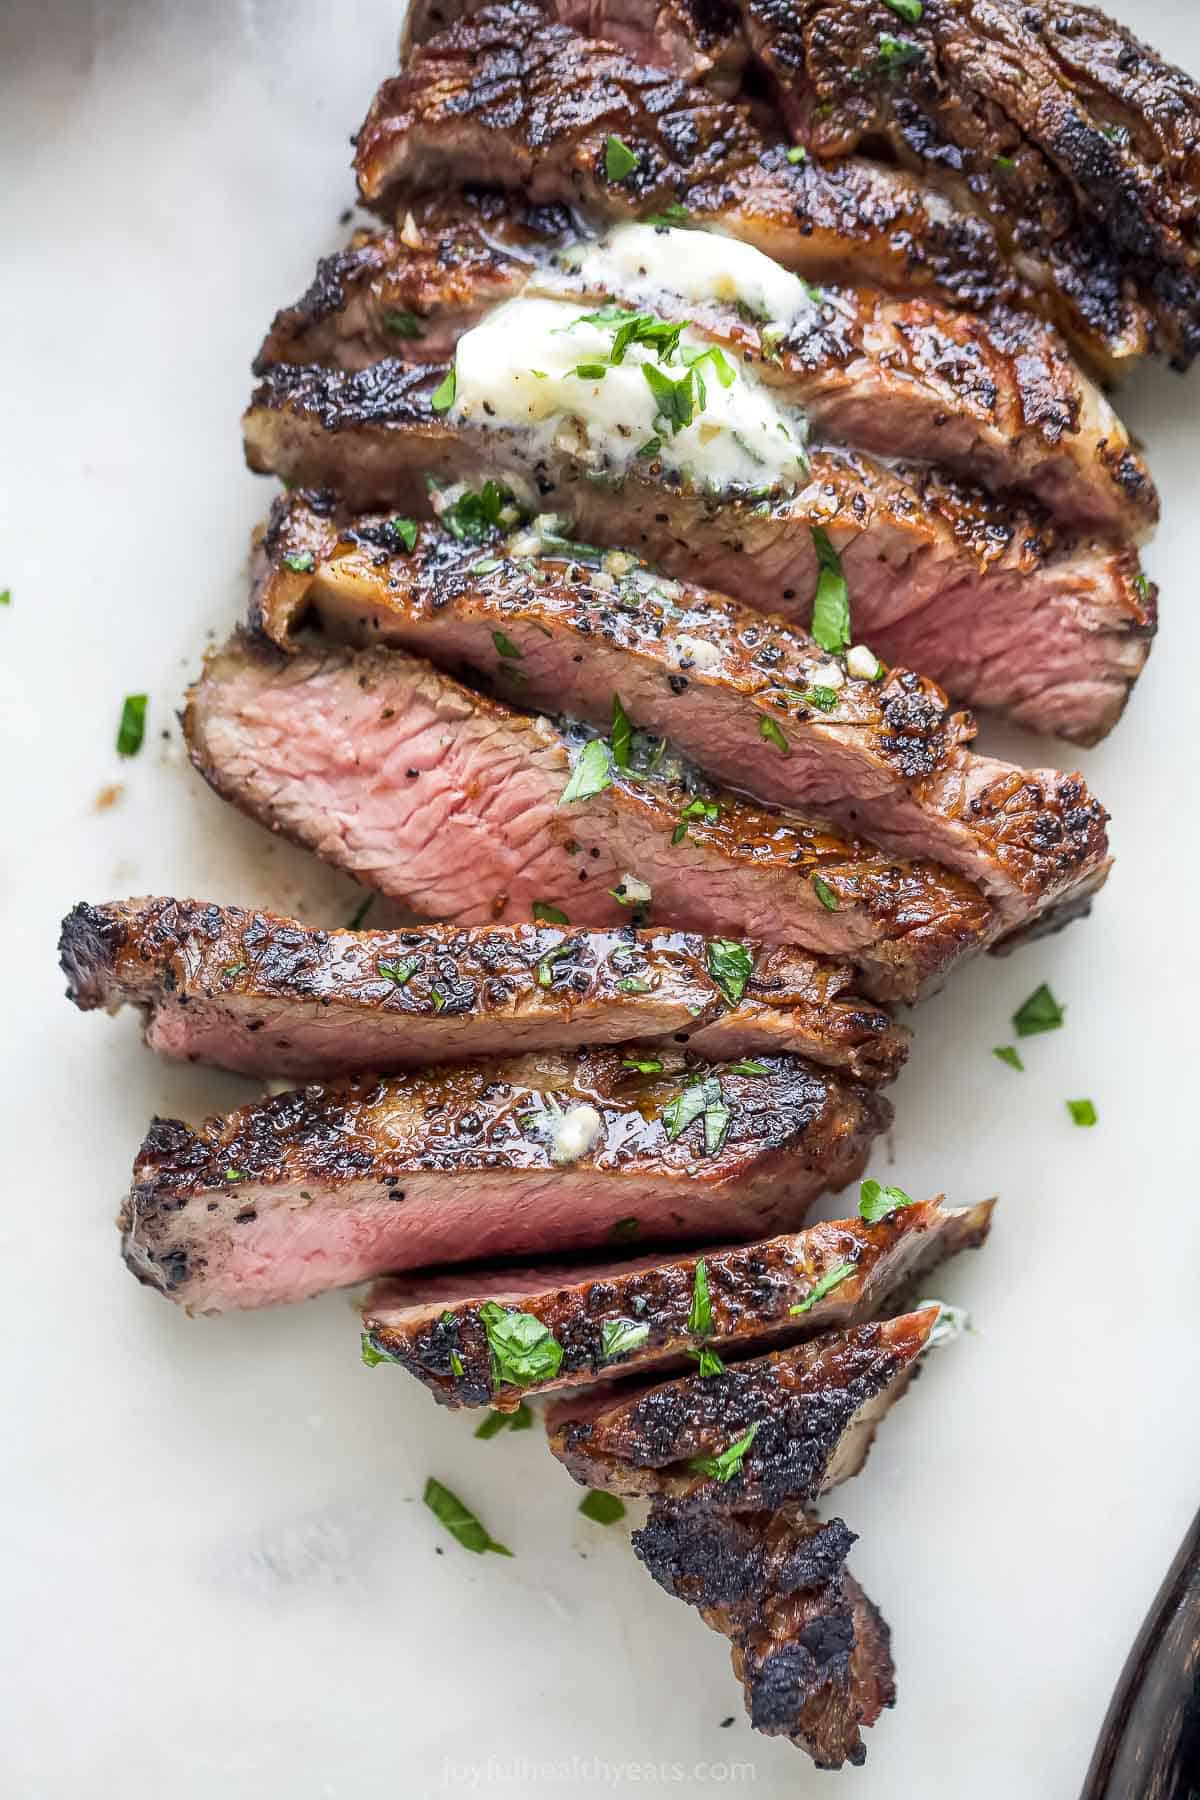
[122,1048,890,1311]
[243,354,1153,744]
[355,3,1013,316]
[60,897,908,1086]
[632,1506,894,1768]
[362,1195,992,1408]
[254,498,1111,925]
[184,632,1001,1003]
[545,1307,935,1508]
[254,199,1155,540]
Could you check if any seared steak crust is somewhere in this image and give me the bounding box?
[121,1050,890,1310]
[354,3,1013,315]
[544,1307,935,1508]
[183,632,999,1003]
[737,0,1200,373]
[254,498,1111,925]
[243,358,1153,744]
[253,202,1155,538]
[363,1197,992,1408]
[633,1507,893,1767]
[60,896,909,1084]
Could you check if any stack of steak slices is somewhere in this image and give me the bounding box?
[65,0,1180,1769]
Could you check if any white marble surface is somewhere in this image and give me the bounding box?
[3,2,1199,1794]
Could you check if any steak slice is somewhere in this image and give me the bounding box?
[243,358,1153,745]
[544,1307,936,1508]
[183,632,998,1003]
[735,0,1200,376]
[361,1196,992,1408]
[632,1507,894,1767]
[121,1049,890,1311]
[60,896,908,1085]
[354,3,1014,317]
[253,201,1155,539]
[254,497,1111,926]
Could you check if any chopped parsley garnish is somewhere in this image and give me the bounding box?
[429,366,457,412]
[994,154,1015,171]
[572,362,610,380]
[1067,1098,1098,1127]
[383,308,425,338]
[430,988,447,1013]
[673,796,721,843]
[601,1318,651,1360]
[579,1490,626,1525]
[688,1422,759,1484]
[535,943,574,988]
[759,714,790,755]
[0,589,10,605]
[611,693,634,769]
[477,1302,564,1388]
[637,436,662,459]
[492,628,522,658]
[622,1056,664,1074]
[604,134,639,182]
[874,32,923,73]
[664,1077,728,1153]
[811,875,839,912]
[681,343,735,403]
[687,1258,714,1337]
[220,962,246,979]
[809,527,850,653]
[346,893,376,930]
[802,685,839,712]
[608,882,649,909]
[559,736,614,805]
[389,516,419,552]
[993,1045,1024,1072]
[360,1334,399,1368]
[644,202,691,225]
[642,360,698,434]
[883,0,923,20]
[472,557,503,577]
[1012,983,1065,1037]
[450,1351,465,1378]
[1133,570,1151,600]
[690,1346,725,1378]
[790,1261,855,1315]
[116,694,148,757]
[423,1476,513,1556]
[439,478,513,543]
[706,939,754,1008]
[859,1179,916,1224]
[531,901,569,925]
[378,957,419,987]
[474,1403,533,1438]
[727,1060,770,1077]
[282,550,315,573]
[786,146,807,164]
[618,976,653,994]
[224,1168,246,1183]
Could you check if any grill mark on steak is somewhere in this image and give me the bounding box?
[362,1196,992,1408]
[252,200,1155,539]
[60,896,909,1086]
[734,0,1200,374]
[120,1050,891,1311]
[252,497,1111,925]
[353,3,1014,316]
[183,630,1000,1003]
[544,1306,935,1507]
[632,1507,893,1767]
[242,357,1154,745]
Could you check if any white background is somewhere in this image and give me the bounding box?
[2,2,1198,1794]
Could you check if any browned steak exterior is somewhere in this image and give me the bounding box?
[363,1196,992,1408]
[544,1307,935,1507]
[354,3,1013,315]
[184,632,1000,1003]
[253,201,1155,538]
[243,357,1153,744]
[253,498,1111,924]
[736,0,1200,374]
[633,1507,894,1767]
[121,1050,890,1311]
[61,897,908,1085]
